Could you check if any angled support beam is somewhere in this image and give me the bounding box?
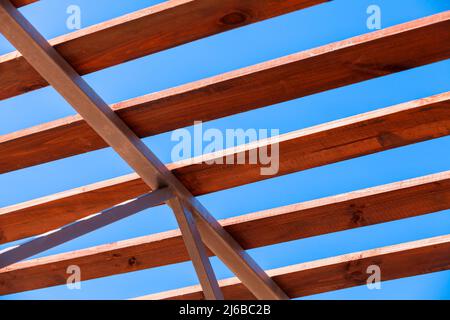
[0,0,287,300]
[0,188,173,269]
[168,197,223,300]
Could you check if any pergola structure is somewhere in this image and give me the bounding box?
[0,0,449,300]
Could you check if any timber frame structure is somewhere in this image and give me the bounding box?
[0,0,449,300]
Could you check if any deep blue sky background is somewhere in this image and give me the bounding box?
[0,0,449,300]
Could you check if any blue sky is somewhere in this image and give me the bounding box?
[0,0,449,300]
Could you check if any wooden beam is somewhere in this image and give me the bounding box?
[0,0,287,300]
[0,188,173,269]
[135,234,450,300]
[0,0,328,101]
[10,0,36,7]
[168,197,223,300]
[1,171,449,295]
[1,92,449,244]
[1,11,450,174]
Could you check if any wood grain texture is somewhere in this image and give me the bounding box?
[136,235,450,300]
[0,0,327,101]
[1,171,449,295]
[1,92,449,245]
[1,11,449,174]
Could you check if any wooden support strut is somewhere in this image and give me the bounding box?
[0,0,287,300]
[168,197,224,300]
[0,188,174,269]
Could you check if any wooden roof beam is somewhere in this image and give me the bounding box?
[1,11,449,174]
[1,171,449,295]
[135,234,450,300]
[1,92,449,244]
[0,0,328,101]
[10,0,37,7]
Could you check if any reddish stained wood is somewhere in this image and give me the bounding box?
[0,0,327,101]
[1,92,449,245]
[1,171,449,295]
[136,235,450,300]
[1,11,449,174]
[10,0,37,7]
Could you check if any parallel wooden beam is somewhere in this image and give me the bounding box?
[1,11,450,174]
[0,0,287,300]
[0,0,327,101]
[168,197,224,300]
[1,92,449,244]
[135,234,450,300]
[1,171,449,295]
[0,188,173,269]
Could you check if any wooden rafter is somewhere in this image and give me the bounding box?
[135,234,450,300]
[1,92,449,244]
[0,0,288,300]
[0,0,327,101]
[1,11,449,174]
[10,0,36,7]
[169,197,224,300]
[1,171,449,295]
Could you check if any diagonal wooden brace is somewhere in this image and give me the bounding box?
[0,0,288,300]
[168,197,224,300]
[0,188,173,269]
